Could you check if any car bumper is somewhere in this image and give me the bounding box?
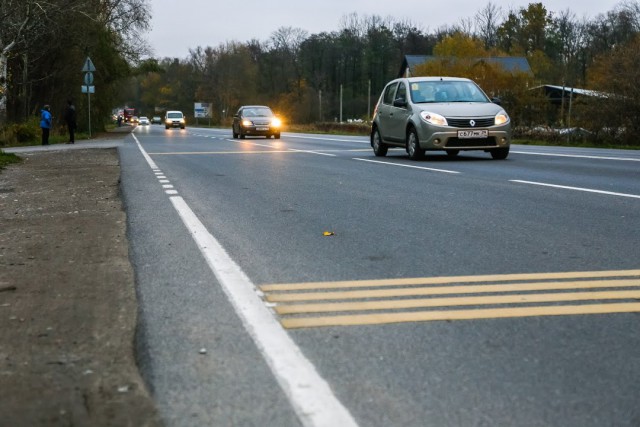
[166,121,185,128]
[417,124,511,150]
[241,126,279,135]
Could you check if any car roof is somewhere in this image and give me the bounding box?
[240,105,271,109]
[405,76,472,83]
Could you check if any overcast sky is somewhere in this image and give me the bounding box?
[147,0,624,59]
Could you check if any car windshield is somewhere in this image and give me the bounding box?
[167,112,182,118]
[243,107,273,117]
[410,81,489,103]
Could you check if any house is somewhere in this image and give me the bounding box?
[399,55,533,78]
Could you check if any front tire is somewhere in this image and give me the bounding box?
[406,128,424,160]
[372,128,388,157]
[490,147,509,160]
[274,133,280,139]
[446,149,460,157]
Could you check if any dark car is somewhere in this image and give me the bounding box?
[232,105,282,139]
[371,77,511,159]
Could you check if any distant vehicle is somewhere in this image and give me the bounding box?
[130,116,139,124]
[151,116,162,124]
[139,116,150,125]
[370,76,511,159]
[232,105,281,139]
[123,108,136,123]
[165,111,186,129]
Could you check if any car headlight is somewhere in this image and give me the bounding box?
[495,110,510,126]
[420,111,447,126]
[242,119,253,127]
[271,118,282,128]
[180,118,185,123]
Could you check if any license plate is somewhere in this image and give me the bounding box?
[458,130,488,139]
[256,127,269,131]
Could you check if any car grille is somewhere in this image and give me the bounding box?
[445,137,497,148]
[446,117,495,128]
[252,120,270,126]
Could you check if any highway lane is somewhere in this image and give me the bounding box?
[122,124,640,426]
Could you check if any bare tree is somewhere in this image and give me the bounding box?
[475,2,503,50]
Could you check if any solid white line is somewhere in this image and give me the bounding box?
[353,158,460,174]
[511,180,640,199]
[511,150,640,162]
[132,134,159,169]
[132,134,358,427]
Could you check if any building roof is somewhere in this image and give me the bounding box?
[533,84,608,99]
[399,55,533,78]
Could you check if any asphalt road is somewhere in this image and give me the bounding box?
[121,125,640,427]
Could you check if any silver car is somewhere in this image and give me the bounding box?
[371,77,511,159]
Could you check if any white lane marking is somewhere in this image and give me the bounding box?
[132,134,358,427]
[289,148,337,157]
[285,134,369,143]
[353,158,460,174]
[511,180,640,199]
[512,150,640,162]
[133,135,160,169]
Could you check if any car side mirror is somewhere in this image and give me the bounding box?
[491,97,502,105]
[393,97,407,108]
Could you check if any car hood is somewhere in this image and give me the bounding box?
[413,102,504,118]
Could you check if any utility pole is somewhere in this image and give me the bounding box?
[339,84,343,123]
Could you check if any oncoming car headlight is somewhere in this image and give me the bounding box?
[242,119,253,127]
[420,111,447,126]
[495,110,510,126]
[271,117,282,128]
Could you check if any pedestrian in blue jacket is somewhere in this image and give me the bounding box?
[40,105,52,145]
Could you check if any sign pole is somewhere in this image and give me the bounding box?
[88,90,91,138]
[81,57,96,139]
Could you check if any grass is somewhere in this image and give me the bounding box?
[0,151,22,170]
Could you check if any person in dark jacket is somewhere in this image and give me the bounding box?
[40,105,52,146]
[64,99,77,143]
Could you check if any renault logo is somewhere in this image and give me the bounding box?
[469,120,476,127]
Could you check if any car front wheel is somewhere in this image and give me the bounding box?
[372,129,388,157]
[406,128,424,160]
[490,147,509,160]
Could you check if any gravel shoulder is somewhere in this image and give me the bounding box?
[0,138,162,426]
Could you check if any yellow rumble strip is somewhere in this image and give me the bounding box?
[258,270,640,329]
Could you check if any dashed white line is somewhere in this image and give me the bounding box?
[353,158,460,174]
[511,180,640,199]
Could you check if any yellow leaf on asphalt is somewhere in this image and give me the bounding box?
[323,231,335,236]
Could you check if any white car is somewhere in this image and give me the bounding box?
[138,116,150,125]
[165,111,186,129]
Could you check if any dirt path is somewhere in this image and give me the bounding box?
[0,147,161,426]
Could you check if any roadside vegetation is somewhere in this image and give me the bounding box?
[0,151,21,169]
[2,1,640,149]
